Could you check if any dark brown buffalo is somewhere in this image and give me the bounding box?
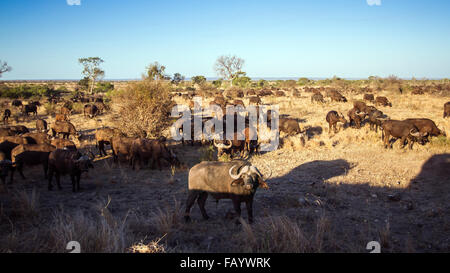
[311,93,325,103]
[275,91,285,97]
[403,118,446,143]
[279,118,301,136]
[11,100,22,107]
[185,161,270,223]
[363,94,375,102]
[95,127,124,157]
[84,104,99,118]
[328,90,347,102]
[10,143,56,182]
[51,138,77,151]
[353,101,369,113]
[111,136,136,164]
[3,109,11,125]
[94,101,107,114]
[367,109,386,132]
[21,104,37,116]
[0,153,13,186]
[444,102,450,118]
[326,111,347,134]
[130,138,179,170]
[36,119,48,132]
[375,96,392,107]
[47,149,94,192]
[381,120,424,149]
[50,121,80,140]
[0,136,29,159]
[347,108,366,129]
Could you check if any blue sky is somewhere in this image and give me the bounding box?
[0,0,449,80]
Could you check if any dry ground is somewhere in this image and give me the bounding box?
[0,88,449,253]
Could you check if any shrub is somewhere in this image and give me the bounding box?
[110,80,175,137]
[94,81,114,93]
[199,145,215,161]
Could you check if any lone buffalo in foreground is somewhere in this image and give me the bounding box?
[185,161,270,224]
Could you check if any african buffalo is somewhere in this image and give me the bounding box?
[3,109,11,125]
[51,121,80,140]
[84,104,99,118]
[444,102,450,118]
[111,136,136,164]
[51,138,77,151]
[36,119,48,132]
[311,93,325,103]
[279,118,301,136]
[326,111,347,134]
[364,94,374,102]
[381,120,424,149]
[376,96,392,107]
[47,149,94,192]
[328,90,347,102]
[347,108,366,129]
[21,104,37,116]
[95,127,124,157]
[185,161,270,223]
[10,143,56,182]
[403,118,446,143]
[55,113,69,122]
[22,132,50,145]
[130,138,179,170]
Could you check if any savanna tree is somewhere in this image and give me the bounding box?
[172,73,185,85]
[0,61,12,78]
[146,62,167,81]
[192,75,207,85]
[214,55,245,85]
[78,57,105,94]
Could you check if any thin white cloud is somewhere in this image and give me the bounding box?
[67,0,81,6]
[367,0,381,6]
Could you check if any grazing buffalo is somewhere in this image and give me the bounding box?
[353,101,369,113]
[381,120,424,149]
[36,119,48,132]
[21,104,38,116]
[275,91,285,97]
[3,109,11,125]
[363,94,375,102]
[84,104,99,118]
[326,111,347,134]
[185,161,270,223]
[279,118,301,136]
[10,143,56,182]
[375,96,392,107]
[347,108,366,129]
[95,127,124,157]
[403,118,446,143]
[328,90,347,102]
[47,149,94,192]
[50,121,80,140]
[444,102,450,118]
[311,93,325,103]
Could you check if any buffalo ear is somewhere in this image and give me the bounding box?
[258,177,269,189]
[231,179,244,187]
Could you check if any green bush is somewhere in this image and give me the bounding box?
[0,84,50,99]
[94,82,114,93]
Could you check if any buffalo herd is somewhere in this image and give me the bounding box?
[0,86,448,225]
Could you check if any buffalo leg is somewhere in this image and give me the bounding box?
[55,172,62,190]
[185,190,199,222]
[17,163,26,179]
[48,168,54,190]
[197,192,209,220]
[71,175,76,192]
[232,199,241,219]
[245,199,254,224]
[43,162,48,179]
